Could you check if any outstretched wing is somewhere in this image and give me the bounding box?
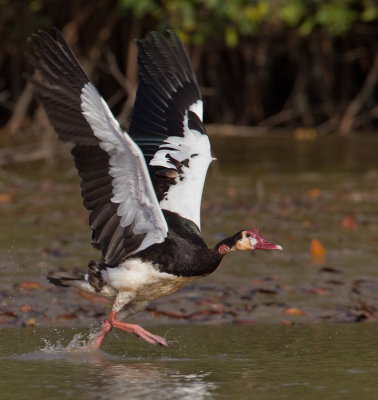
[29,28,168,265]
[130,31,213,231]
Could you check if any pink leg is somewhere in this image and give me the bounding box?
[88,319,113,350]
[89,311,168,349]
[108,311,168,347]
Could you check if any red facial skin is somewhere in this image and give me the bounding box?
[246,227,282,250]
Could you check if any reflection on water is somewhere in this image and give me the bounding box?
[88,362,215,400]
[3,357,216,400]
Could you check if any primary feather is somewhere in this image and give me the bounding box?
[130,31,213,230]
[30,28,169,266]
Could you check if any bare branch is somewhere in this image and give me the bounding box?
[339,53,378,135]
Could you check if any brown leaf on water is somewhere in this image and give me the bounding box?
[195,297,224,306]
[18,281,43,289]
[147,308,188,319]
[311,238,326,264]
[77,290,111,304]
[284,307,304,316]
[280,284,296,293]
[0,193,12,203]
[341,216,356,230]
[257,288,278,295]
[251,276,278,285]
[325,279,344,286]
[21,305,32,312]
[188,309,223,321]
[1,310,17,318]
[302,220,312,228]
[244,303,257,312]
[233,319,256,325]
[282,320,295,325]
[319,267,342,274]
[306,188,322,198]
[149,306,237,321]
[25,318,37,327]
[311,239,326,256]
[57,313,77,320]
[311,287,327,295]
[251,278,266,286]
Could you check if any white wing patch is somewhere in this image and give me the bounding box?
[80,83,168,252]
[189,99,203,121]
[149,100,212,229]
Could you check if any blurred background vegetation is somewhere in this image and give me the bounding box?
[0,0,378,164]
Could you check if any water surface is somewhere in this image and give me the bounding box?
[1,324,378,400]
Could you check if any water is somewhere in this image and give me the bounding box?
[0,324,377,399]
[0,134,378,398]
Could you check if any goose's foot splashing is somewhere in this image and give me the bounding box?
[89,311,168,350]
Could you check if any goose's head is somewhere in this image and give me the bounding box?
[216,228,282,255]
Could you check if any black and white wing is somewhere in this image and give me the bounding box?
[29,28,168,265]
[130,31,213,231]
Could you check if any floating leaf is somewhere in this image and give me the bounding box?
[312,288,327,295]
[257,288,278,295]
[311,239,327,264]
[1,311,17,318]
[148,309,187,319]
[233,319,256,325]
[19,281,43,289]
[21,305,32,312]
[284,307,304,316]
[0,193,12,203]
[325,279,344,286]
[77,290,111,304]
[189,309,223,321]
[341,216,356,230]
[57,313,77,320]
[319,267,341,274]
[25,318,37,327]
[306,188,322,198]
[311,238,326,255]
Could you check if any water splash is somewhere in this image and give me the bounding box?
[11,327,118,362]
[41,332,90,353]
[40,325,102,354]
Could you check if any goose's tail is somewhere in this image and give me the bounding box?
[47,269,84,287]
[47,262,116,297]
[47,269,95,293]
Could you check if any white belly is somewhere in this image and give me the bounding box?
[102,258,197,302]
